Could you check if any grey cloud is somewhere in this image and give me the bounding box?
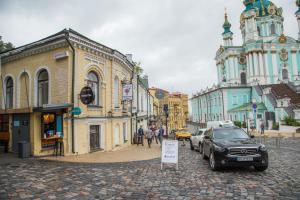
[0,0,297,96]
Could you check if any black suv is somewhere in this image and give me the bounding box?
[201,127,268,171]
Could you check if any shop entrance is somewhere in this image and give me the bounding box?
[12,114,30,153]
[90,125,100,151]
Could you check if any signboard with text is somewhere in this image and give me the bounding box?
[122,84,133,101]
[161,140,179,170]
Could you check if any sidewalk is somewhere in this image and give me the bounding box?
[42,140,161,163]
[251,130,300,138]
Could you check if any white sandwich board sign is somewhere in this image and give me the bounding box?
[161,140,179,170]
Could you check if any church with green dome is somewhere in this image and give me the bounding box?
[191,0,300,130]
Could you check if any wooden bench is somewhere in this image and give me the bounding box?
[0,132,10,153]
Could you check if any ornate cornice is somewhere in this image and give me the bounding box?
[1,39,68,64]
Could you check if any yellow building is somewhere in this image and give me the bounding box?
[0,29,135,156]
[148,88,189,132]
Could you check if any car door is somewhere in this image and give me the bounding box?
[203,129,212,156]
[191,131,198,146]
[195,130,203,145]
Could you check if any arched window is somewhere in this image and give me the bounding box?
[282,69,288,80]
[270,23,276,35]
[113,76,119,107]
[38,70,49,106]
[87,72,99,106]
[6,77,13,109]
[241,72,247,85]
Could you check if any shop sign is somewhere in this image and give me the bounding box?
[53,51,69,60]
[122,84,133,101]
[161,140,178,170]
[80,86,95,105]
[72,107,82,116]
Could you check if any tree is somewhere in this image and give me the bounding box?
[0,36,14,53]
[133,61,143,75]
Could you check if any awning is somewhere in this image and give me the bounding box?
[33,104,73,112]
[228,102,267,113]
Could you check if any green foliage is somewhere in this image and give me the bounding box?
[133,61,143,75]
[0,37,14,53]
[272,123,279,130]
[242,121,247,128]
[234,121,242,128]
[283,116,300,127]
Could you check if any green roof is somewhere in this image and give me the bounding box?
[228,102,267,113]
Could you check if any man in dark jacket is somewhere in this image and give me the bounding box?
[158,126,164,145]
[137,125,144,146]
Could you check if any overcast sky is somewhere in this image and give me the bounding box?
[0,0,297,96]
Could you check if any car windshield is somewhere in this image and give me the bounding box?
[213,128,249,140]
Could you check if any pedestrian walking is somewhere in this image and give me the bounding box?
[158,126,164,145]
[154,128,159,144]
[260,120,265,135]
[137,125,144,146]
[146,127,153,148]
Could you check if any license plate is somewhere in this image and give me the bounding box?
[237,156,253,161]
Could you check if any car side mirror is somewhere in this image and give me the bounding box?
[250,135,255,138]
[204,135,210,140]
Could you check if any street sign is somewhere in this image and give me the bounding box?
[161,140,179,170]
[80,86,95,105]
[155,89,165,99]
[122,84,133,101]
[71,107,82,115]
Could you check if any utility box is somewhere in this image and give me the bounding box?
[18,141,31,158]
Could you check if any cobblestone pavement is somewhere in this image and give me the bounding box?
[0,138,300,200]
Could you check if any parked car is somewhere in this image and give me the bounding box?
[175,129,192,141]
[190,128,206,153]
[201,127,268,171]
[206,120,234,129]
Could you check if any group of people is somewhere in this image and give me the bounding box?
[136,125,165,148]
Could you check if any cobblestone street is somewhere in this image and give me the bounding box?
[0,138,300,200]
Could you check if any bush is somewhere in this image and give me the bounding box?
[242,121,247,128]
[234,121,242,128]
[283,116,300,127]
[272,123,279,130]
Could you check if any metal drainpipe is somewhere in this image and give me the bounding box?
[130,70,134,144]
[65,31,76,154]
[136,75,139,135]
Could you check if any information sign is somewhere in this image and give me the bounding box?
[161,140,179,170]
[80,86,95,105]
[122,84,133,101]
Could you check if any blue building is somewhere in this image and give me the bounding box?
[191,0,300,129]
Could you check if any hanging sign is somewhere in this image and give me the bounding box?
[161,140,179,170]
[71,107,82,116]
[80,86,95,105]
[122,84,133,101]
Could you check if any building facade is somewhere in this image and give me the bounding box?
[149,87,189,132]
[0,29,155,156]
[191,1,300,129]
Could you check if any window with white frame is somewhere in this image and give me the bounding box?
[5,77,13,109]
[38,70,49,106]
[87,71,100,106]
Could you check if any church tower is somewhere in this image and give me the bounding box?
[222,12,233,46]
[296,0,300,40]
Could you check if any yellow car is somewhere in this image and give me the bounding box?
[175,129,192,141]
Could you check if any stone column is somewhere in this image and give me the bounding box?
[272,51,279,82]
[298,15,300,40]
[258,52,265,78]
[249,53,254,79]
[234,57,239,82]
[229,57,235,81]
[253,52,259,78]
[292,51,298,81]
[226,59,230,82]
[264,52,270,83]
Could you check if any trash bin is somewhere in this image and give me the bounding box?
[18,141,30,158]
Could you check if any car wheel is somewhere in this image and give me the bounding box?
[190,140,194,150]
[209,151,219,171]
[254,165,268,171]
[199,143,203,154]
